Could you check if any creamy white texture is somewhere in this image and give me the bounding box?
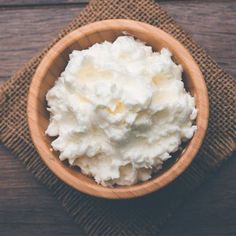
[46,36,197,186]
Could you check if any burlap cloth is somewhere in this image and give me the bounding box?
[0,0,235,235]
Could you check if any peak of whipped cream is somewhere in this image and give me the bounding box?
[46,36,197,186]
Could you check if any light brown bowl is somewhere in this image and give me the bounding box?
[27,19,209,199]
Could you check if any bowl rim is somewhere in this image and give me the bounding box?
[27,19,209,199]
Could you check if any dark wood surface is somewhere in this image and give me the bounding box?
[0,0,88,6]
[0,0,235,235]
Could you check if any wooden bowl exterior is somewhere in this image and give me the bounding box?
[27,19,209,199]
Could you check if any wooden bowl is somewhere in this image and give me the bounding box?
[27,19,209,199]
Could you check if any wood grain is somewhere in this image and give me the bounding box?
[0,0,235,235]
[163,1,236,78]
[0,144,85,236]
[0,6,83,85]
[0,0,88,6]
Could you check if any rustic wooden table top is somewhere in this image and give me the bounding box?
[0,0,235,235]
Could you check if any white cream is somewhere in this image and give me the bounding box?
[46,36,197,187]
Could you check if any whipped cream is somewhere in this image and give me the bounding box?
[46,36,197,186]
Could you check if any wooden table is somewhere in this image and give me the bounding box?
[0,1,235,235]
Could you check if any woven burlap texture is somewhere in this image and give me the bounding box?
[0,0,235,235]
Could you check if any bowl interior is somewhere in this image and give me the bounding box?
[28,20,208,199]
